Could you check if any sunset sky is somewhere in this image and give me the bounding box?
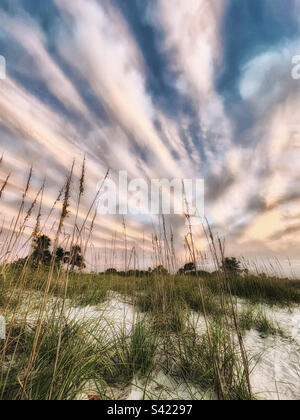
[1,0,300,273]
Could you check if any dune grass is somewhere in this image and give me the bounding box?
[238,305,282,337]
[168,320,253,400]
[0,267,254,400]
[2,262,299,313]
[0,161,299,400]
[1,262,299,400]
[0,318,106,400]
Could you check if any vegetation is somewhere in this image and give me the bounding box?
[0,160,299,400]
[221,257,243,275]
[239,305,281,337]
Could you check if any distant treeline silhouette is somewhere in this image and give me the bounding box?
[13,234,86,270]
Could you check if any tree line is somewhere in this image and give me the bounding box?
[15,234,85,270]
[14,233,244,277]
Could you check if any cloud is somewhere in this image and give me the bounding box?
[148,0,232,160]
[1,0,300,270]
[54,0,184,179]
[239,40,300,118]
[0,9,91,119]
[269,223,300,241]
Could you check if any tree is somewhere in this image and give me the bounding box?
[55,247,65,265]
[64,245,86,270]
[32,235,52,266]
[177,262,196,274]
[177,262,210,277]
[105,268,117,275]
[221,257,241,275]
[152,265,168,275]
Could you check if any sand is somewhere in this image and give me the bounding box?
[243,305,300,400]
[4,291,300,400]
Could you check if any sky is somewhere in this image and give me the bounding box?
[1,0,300,273]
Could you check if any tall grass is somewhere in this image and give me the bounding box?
[0,159,299,400]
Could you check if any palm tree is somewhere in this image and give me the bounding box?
[55,247,65,265]
[221,257,242,275]
[64,245,85,270]
[32,235,52,266]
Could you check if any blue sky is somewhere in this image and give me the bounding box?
[1,0,300,269]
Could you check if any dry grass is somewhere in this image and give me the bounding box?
[0,160,299,400]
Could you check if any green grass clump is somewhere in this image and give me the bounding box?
[0,319,111,400]
[239,306,280,336]
[168,320,252,400]
[135,279,189,333]
[94,320,158,387]
[0,317,159,400]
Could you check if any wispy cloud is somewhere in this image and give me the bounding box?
[1,0,300,267]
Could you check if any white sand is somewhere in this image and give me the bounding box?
[126,373,210,401]
[66,292,138,336]
[6,290,137,336]
[4,291,300,400]
[245,330,300,400]
[189,301,300,400]
[243,305,300,400]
